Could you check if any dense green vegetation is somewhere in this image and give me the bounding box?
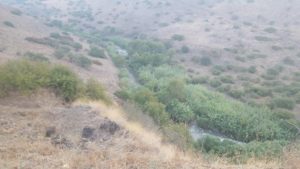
[0,60,110,103]
[107,38,299,158]
[195,136,288,159]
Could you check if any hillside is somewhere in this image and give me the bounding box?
[0,3,119,95]
[3,0,300,117]
[0,0,300,169]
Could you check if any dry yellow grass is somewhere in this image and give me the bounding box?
[0,92,298,169]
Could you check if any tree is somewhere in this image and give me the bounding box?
[167,100,194,123]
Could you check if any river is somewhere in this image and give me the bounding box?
[189,123,245,144]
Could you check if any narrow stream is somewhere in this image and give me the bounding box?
[189,123,245,144]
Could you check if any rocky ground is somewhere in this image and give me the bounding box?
[1,90,298,169]
[0,91,198,169]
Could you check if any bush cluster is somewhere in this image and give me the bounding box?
[171,34,185,41]
[3,21,15,28]
[88,47,106,58]
[24,52,49,62]
[0,60,110,103]
[68,54,92,69]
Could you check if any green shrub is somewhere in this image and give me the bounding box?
[202,57,212,66]
[145,101,169,126]
[192,56,212,66]
[189,76,210,84]
[224,48,238,54]
[167,100,194,123]
[132,87,169,126]
[267,65,283,76]
[3,21,15,28]
[171,34,185,41]
[53,47,70,59]
[283,57,294,65]
[273,109,295,120]
[0,60,49,96]
[127,40,169,69]
[248,66,257,73]
[271,46,282,51]
[49,66,80,102]
[220,75,234,84]
[264,27,277,33]
[235,56,246,62]
[50,32,61,39]
[85,79,111,104]
[254,36,273,42]
[88,47,106,58]
[115,89,131,100]
[72,42,83,51]
[217,84,231,93]
[247,53,268,60]
[295,93,300,104]
[269,98,296,110]
[11,9,22,16]
[0,60,110,103]
[209,78,222,88]
[25,37,57,48]
[159,78,187,104]
[248,86,272,97]
[211,65,225,75]
[24,52,49,62]
[47,20,63,28]
[106,44,126,68]
[228,89,244,99]
[196,136,241,157]
[181,45,190,53]
[196,137,287,159]
[69,54,92,69]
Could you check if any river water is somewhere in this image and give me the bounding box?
[189,123,245,144]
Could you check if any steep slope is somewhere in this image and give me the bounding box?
[1,90,295,169]
[0,3,120,95]
[0,4,53,62]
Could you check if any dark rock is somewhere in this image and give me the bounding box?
[45,126,56,137]
[82,127,95,139]
[99,120,120,135]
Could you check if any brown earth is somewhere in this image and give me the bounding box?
[1,90,297,169]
